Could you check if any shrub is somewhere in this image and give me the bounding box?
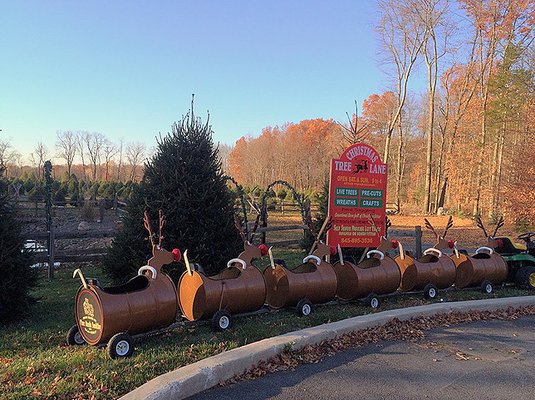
[80,203,95,222]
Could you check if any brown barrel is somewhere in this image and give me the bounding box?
[75,273,178,346]
[453,252,508,288]
[394,254,456,291]
[334,257,401,301]
[178,265,266,321]
[394,255,419,291]
[263,260,337,309]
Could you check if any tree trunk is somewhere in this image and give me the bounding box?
[395,115,404,211]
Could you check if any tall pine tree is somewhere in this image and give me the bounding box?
[102,104,242,283]
[0,185,38,323]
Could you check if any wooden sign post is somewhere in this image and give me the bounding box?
[327,143,388,248]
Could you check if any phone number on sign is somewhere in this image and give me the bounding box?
[340,237,374,245]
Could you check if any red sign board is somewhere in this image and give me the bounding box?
[327,143,388,248]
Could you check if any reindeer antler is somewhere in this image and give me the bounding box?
[249,213,262,243]
[424,218,439,240]
[158,209,165,248]
[143,210,155,247]
[385,216,392,238]
[492,216,504,238]
[234,213,245,241]
[308,215,332,255]
[442,216,453,238]
[368,214,381,235]
[475,216,488,238]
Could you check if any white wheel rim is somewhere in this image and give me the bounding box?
[219,316,230,329]
[429,288,436,298]
[486,284,492,293]
[371,298,379,308]
[116,340,130,356]
[74,332,85,345]
[302,304,311,316]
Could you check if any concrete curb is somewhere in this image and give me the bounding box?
[120,296,535,400]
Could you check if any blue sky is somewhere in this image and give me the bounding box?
[1,1,399,161]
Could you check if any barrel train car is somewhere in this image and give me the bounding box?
[68,214,510,358]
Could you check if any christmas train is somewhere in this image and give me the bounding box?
[67,212,516,359]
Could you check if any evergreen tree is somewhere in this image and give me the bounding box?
[0,187,38,323]
[102,105,242,283]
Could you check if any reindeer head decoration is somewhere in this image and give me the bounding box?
[475,216,504,248]
[307,215,334,260]
[424,216,455,251]
[234,212,268,264]
[367,215,400,257]
[144,210,181,272]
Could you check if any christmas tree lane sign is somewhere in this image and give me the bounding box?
[327,143,388,248]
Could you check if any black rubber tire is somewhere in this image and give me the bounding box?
[481,280,493,294]
[296,299,313,317]
[515,266,535,290]
[107,333,134,359]
[66,324,86,346]
[211,310,233,332]
[365,293,381,309]
[424,284,438,300]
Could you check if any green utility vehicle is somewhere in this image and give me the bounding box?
[494,231,535,289]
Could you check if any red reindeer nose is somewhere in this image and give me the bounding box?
[172,248,182,262]
[448,240,455,249]
[496,239,504,248]
[258,244,268,256]
[391,240,399,249]
[329,246,337,255]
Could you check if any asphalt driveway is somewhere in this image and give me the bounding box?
[194,314,535,400]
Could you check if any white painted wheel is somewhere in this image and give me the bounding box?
[107,333,134,359]
[296,299,313,317]
[424,284,438,300]
[211,310,233,331]
[370,297,380,309]
[219,315,230,330]
[115,340,130,357]
[481,280,493,294]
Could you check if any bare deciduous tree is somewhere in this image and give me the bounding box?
[410,0,452,213]
[84,132,105,181]
[31,142,48,179]
[56,130,77,177]
[102,139,118,182]
[75,131,89,181]
[126,142,146,182]
[0,135,13,177]
[377,0,427,210]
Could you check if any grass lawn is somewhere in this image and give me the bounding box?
[1,250,532,400]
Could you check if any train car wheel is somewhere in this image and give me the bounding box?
[481,280,493,294]
[424,284,438,300]
[66,324,86,346]
[296,299,313,317]
[211,310,233,332]
[365,294,381,309]
[107,333,134,359]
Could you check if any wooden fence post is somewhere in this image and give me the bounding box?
[415,225,422,258]
[47,224,55,280]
